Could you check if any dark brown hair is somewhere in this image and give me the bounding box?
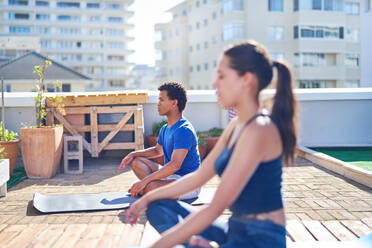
[158,82,187,113]
[224,41,297,165]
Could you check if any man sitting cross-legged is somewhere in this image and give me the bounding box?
[117,82,201,199]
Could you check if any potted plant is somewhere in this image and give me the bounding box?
[0,122,19,177]
[204,127,223,154]
[197,133,207,160]
[0,148,9,197]
[145,120,167,164]
[20,60,64,179]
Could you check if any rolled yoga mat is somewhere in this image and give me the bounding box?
[33,188,216,213]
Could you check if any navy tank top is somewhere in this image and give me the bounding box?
[214,114,283,215]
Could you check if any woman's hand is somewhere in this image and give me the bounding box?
[126,197,149,225]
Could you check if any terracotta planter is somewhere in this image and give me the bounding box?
[198,145,207,160]
[0,140,20,177]
[20,126,63,179]
[146,135,158,148]
[204,136,219,154]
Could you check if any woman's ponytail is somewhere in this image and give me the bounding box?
[271,61,297,166]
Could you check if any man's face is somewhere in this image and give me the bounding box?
[157,90,177,116]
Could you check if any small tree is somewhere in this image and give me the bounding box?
[33,60,63,127]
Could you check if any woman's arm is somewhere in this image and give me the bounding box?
[126,120,237,224]
[150,123,270,248]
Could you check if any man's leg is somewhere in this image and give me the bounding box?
[130,157,160,179]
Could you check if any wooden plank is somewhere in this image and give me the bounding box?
[52,94,148,107]
[97,224,125,248]
[322,220,358,241]
[53,109,92,154]
[90,107,98,157]
[302,220,337,241]
[72,124,135,132]
[0,225,27,246]
[103,143,137,150]
[46,111,54,126]
[52,224,88,248]
[361,218,372,229]
[29,224,66,248]
[4,224,47,248]
[116,224,144,246]
[140,222,160,247]
[73,224,106,248]
[341,220,372,237]
[98,111,134,153]
[286,220,316,242]
[0,224,7,232]
[135,106,144,150]
[64,106,139,115]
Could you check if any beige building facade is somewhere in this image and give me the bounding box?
[155,0,361,89]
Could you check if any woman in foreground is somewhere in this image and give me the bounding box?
[126,40,297,248]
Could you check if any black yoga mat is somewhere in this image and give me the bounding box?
[33,188,216,213]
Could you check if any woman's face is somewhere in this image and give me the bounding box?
[213,55,243,109]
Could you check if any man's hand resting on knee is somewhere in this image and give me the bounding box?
[129,180,148,197]
[117,153,134,172]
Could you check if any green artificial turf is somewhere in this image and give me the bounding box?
[311,147,372,172]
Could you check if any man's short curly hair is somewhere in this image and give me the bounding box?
[158,82,187,113]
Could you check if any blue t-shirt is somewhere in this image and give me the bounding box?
[157,117,200,176]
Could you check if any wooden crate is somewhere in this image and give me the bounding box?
[46,92,147,158]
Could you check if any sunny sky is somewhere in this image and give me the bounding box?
[128,0,184,67]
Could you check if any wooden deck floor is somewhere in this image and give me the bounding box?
[0,157,371,247]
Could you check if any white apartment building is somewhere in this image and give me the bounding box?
[0,0,134,90]
[155,0,362,89]
[0,36,40,64]
[361,0,372,87]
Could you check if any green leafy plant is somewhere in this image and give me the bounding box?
[0,122,18,141]
[152,120,167,136]
[197,132,208,147]
[207,127,223,137]
[33,60,64,127]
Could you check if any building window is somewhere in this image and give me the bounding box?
[345,54,359,67]
[196,22,200,29]
[9,13,29,20]
[8,0,28,5]
[57,2,80,8]
[346,28,359,42]
[204,41,208,49]
[294,0,343,11]
[212,11,217,19]
[204,19,208,27]
[213,60,217,67]
[108,17,123,23]
[344,80,359,88]
[196,43,200,50]
[197,65,201,71]
[196,0,200,7]
[294,53,336,67]
[223,0,244,13]
[223,23,245,41]
[9,26,30,33]
[87,3,99,8]
[106,3,121,9]
[294,25,343,39]
[189,46,193,52]
[36,27,51,34]
[190,66,193,72]
[345,2,359,15]
[36,14,50,20]
[175,28,179,36]
[62,84,71,92]
[268,26,284,40]
[269,52,284,61]
[203,0,207,4]
[35,0,48,6]
[5,85,11,92]
[368,0,372,12]
[204,63,209,71]
[268,0,283,11]
[299,80,330,88]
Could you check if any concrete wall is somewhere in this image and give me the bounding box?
[1,89,372,147]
